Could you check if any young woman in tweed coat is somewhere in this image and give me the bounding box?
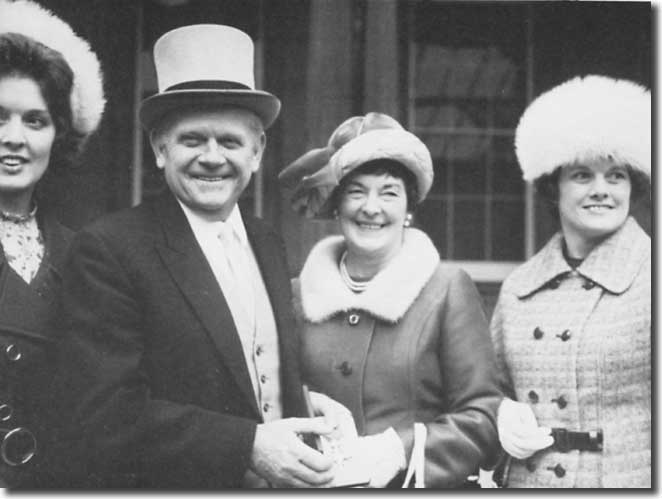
[490,75,651,488]
[279,112,502,488]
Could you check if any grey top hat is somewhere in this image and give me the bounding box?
[139,24,281,131]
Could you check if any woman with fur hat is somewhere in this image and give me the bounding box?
[279,112,502,488]
[0,0,104,487]
[490,75,651,487]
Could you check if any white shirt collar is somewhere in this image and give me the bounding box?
[176,200,249,247]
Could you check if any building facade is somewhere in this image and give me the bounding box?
[39,0,652,315]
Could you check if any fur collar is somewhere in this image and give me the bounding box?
[299,228,440,323]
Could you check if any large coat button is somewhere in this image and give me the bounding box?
[525,459,536,472]
[528,390,539,403]
[348,313,360,326]
[0,404,12,422]
[552,395,567,409]
[547,464,566,478]
[533,327,544,339]
[338,361,353,376]
[5,344,21,362]
[556,330,571,341]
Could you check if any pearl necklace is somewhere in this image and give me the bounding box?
[0,204,37,223]
[339,251,369,293]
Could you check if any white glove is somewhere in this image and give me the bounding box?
[344,427,406,488]
[308,391,358,442]
[497,398,554,459]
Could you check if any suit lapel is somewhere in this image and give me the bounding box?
[152,193,260,418]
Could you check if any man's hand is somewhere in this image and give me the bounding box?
[497,398,554,459]
[249,417,335,487]
[308,391,358,441]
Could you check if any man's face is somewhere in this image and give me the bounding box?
[152,107,265,221]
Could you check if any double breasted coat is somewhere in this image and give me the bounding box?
[0,210,73,487]
[491,217,651,488]
[51,191,305,488]
[294,228,502,488]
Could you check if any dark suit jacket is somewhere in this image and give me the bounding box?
[51,191,305,488]
[0,211,73,488]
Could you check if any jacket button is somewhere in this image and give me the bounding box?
[547,464,566,478]
[556,330,571,341]
[263,403,270,413]
[0,404,12,422]
[338,361,353,376]
[255,345,263,356]
[348,313,360,325]
[5,344,21,362]
[528,390,539,403]
[552,395,567,409]
[260,374,267,384]
[582,279,596,290]
[525,459,536,472]
[533,327,544,339]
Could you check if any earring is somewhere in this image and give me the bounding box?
[404,213,412,227]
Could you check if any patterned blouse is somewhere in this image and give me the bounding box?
[0,206,44,284]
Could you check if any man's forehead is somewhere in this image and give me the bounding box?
[155,106,263,137]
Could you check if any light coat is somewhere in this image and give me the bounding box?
[491,217,651,488]
[294,228,502,488]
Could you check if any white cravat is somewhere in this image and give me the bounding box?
[217,222,255,334]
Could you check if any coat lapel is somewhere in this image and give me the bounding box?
[152,193,259,418]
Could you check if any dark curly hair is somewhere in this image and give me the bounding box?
[0,32,82,172]
[534,161,650,221]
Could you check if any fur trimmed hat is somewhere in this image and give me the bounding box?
[278,112,433,218]
[515,75,650,182]
[0,0,105,135]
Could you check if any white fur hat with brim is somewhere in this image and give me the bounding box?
[0,0,105,135]
[278,112,433,219]
[515,75,650,182]
[140,24,280,131]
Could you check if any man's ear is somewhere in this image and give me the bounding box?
[149,130,166,169]
[251,132,267,173]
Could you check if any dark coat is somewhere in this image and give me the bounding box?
[294,229,502,488]
[51,191,305,488]
[0,211,73,488]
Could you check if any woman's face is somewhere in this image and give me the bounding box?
[558,158,631,254]
[0,75,55,206]
[338,171,409,261]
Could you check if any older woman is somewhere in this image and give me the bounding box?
[279,112,502,488]
[491,75,650,488]
[0,0,104,487]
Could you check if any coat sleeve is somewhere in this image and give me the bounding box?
[51,228,257,487]
[394,269,503,487]
[489,286,516,400]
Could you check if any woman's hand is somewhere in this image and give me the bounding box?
[497,398,554,459]
[309,391,358,441]
[344,427,406,487]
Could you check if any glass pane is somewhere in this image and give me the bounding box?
[454,200,484,260]
[415,199,447,257]
[409,2,528,262]
[492,137,524,196]
[491,200,525,260]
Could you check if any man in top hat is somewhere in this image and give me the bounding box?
[51,24,340,488]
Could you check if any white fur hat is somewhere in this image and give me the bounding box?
[279,112,433,218]
[515,75,650,181]
[0,0,105,135]
[139,24,280,131]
